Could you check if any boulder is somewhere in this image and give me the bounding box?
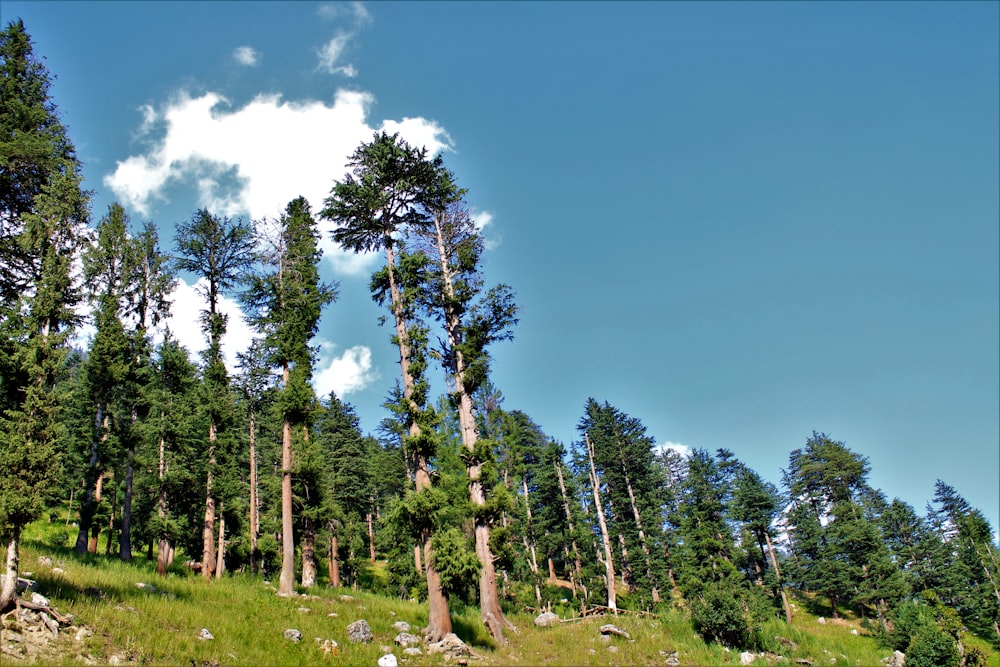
[198,628,214,641]
[346,619,373,644]
[284,628,303,642]
[403,647,422,656]
[394,632,421,647]
[377,655,398,667]
[391,621,411,633]
[427,632,471,658]
[817,616,826,624]
[30,592,49,607]
[318,639,338,655]
[534,611,560,627]
[741,651,755,665]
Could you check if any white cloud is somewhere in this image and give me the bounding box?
[471,209,501,250]
[317,2,372,25]
[104,89,454,277]
[313,342,379,398]
[233,46,260,66]
[656,441,692,458]
[161,277,257,372]
[317,32,357,77]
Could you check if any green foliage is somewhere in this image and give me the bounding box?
[906,623,961,667]
[431,526,481,603]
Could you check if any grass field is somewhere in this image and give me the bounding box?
[4,520,998,666]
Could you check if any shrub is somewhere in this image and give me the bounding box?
[905,624,960,667]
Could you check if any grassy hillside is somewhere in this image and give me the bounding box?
[3,520,998,666]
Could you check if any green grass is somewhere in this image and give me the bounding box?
[9,520,1000,666]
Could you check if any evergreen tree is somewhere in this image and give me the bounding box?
[243,196,335,595]
[322,132,456,641]
[0,19,88,610]
[415,202,518,641]
[174,209,254,577]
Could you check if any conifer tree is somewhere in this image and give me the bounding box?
[243,197,335,595]
[322,132,457,640]
[415,202,518,641]
[0,19,88,611]
[174,209,254,577]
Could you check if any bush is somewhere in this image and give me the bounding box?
[905,624,960,667]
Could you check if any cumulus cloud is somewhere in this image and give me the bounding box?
[104,89,454,277]
[471,209,501,250]
[233,46,260,66]
[314,342,379,398]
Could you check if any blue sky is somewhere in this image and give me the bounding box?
[6,1,998,531]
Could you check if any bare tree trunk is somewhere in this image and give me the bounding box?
[302,518,317,588]
[585,433,617,614]
[621,464,657,602]
[214,512,226,579]
[156,429,170,577]
[366,511,376,563]
[764,531,792,624]
[0,531,20,611]
[202,420,217,579]
[414,544,423,575]
[328,533,341,588]
[555,459,584,586]
[522,478,542,600]
[278,368,295,596]
[248,407,260,576]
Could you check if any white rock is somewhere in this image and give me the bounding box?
[30,592,49,607]
[378,654,398,667]
[284,628,303,642]
[199,628,214,640]
[741,650,755,665]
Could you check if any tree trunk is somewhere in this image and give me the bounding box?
[0,531,20,612]
[621,463,657,602]
[302,518,317,588]
[414,544,423,575]
[105,479,117,555]
[366,511,376,563]
[555,459,584,586]
[385,239,452,641]
[156,429,169,577]
[202,420,216,579]
[215,512,225,579]
[87,473,105,554]
[119,443,135,561]
[278,379,295,595]
[764,531,792,624]
[76,405,107,554]
[585,433,617,614]
[329,533,341,588]
[249,407,260,576]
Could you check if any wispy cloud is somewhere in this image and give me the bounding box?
[233,46,260,67]
[471,209,501,250]
[656,441,692,458]
[317,32,357,77]
[315,1,371,76]
[104,89,454,277]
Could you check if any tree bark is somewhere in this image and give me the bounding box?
[278,367,295,595]
[328,533,341,588]
[215,512,226,579]
[431,215,514,642]
[385,238,452,641]
[302,518,317,588]
[621,463,657,602]
[0,531,20,612]
[555,459,584,586]
[87,473,105,554]
[366,511,376,563]
[585,433,617,614]
[764,531,792,624]
[202,420,216,579]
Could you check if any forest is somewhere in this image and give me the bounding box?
[1,18,999,667]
